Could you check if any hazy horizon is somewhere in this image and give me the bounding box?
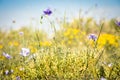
[0,0,120,34]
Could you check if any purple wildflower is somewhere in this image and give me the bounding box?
[16,76,21,80]
[115,21,120,27]
[3,52,12,59]
[5,70,9,75]
[100,77,106,80]
[88,34,97,41]
[20,48,30,57]
[19,32,24,36]
[43,8,52,15]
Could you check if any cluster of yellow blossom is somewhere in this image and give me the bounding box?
[40,41,52,47]
[97,34,119,48]
[8,41,19,47]
[28,41,52,53]
[63,28,80,38]
[62,28,85,46]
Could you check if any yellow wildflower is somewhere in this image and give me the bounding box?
[8,41,13,46]
[68,40,72,45]
[13,41,19,46]
[28,46,37,53]
[8,41,19,47]
[97,34,119,48]
[73,29,79,35]
[0,44,3,49]
[40,41,52,47]
[69,35,74,39]
[43,41,52,46]
[31,47,37,53]
[0,55,5,60]
[64,31,70,36]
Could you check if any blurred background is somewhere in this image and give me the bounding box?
[0,0,120,34]
[0,1,120,79]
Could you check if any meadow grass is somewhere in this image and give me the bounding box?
[0,15,120,80]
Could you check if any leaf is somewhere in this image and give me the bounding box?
[41,16,43,19]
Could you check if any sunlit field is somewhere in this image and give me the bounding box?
[0,5,120,80]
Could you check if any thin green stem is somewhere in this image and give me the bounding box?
[94,23,104,49]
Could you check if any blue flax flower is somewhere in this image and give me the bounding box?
[3,52,12,59]
[43,8,52,15]
[16,76,21,80]
[115,21,120,27]
[20,48,30,57]
[88,34,97,41]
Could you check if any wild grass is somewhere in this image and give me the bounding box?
[0,15,120,80]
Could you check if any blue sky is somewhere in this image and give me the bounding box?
[0,0,120,33]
